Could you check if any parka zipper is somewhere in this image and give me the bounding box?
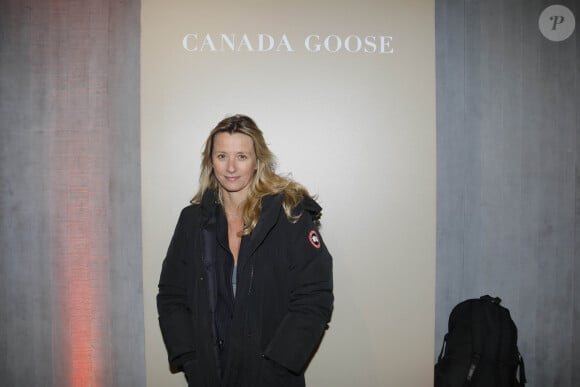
[201,224,222,383]
[247,263,255,295]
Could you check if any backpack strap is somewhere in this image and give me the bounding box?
[437,334,448,363]
[517,351,527,385]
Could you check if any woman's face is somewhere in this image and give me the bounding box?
[212,132,257,197]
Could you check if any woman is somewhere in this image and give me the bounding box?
[157,114,334,387]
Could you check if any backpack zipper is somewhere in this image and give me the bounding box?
[466,353,480,381]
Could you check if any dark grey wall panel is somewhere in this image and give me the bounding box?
[436,1,578,386]
[107,1,145,386]
[107,1,145,387]
[1,1,53,384]
[0,1,144,386]
[575,14,580,380]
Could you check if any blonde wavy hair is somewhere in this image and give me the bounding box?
[191,114,310,235]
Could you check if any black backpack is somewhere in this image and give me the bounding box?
[434,295,527,387]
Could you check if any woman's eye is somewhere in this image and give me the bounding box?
[216,154,226,160]
[238,154,247,160]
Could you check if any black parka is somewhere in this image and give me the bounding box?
[157,191,334,387]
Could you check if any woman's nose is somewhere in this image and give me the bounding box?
[226,158,236,172]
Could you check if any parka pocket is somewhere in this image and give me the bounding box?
[259,355,292,387]
[183,358,208,387]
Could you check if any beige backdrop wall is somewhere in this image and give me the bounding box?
[142,1,435,386]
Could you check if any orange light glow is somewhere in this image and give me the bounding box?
[51,131,111,386]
